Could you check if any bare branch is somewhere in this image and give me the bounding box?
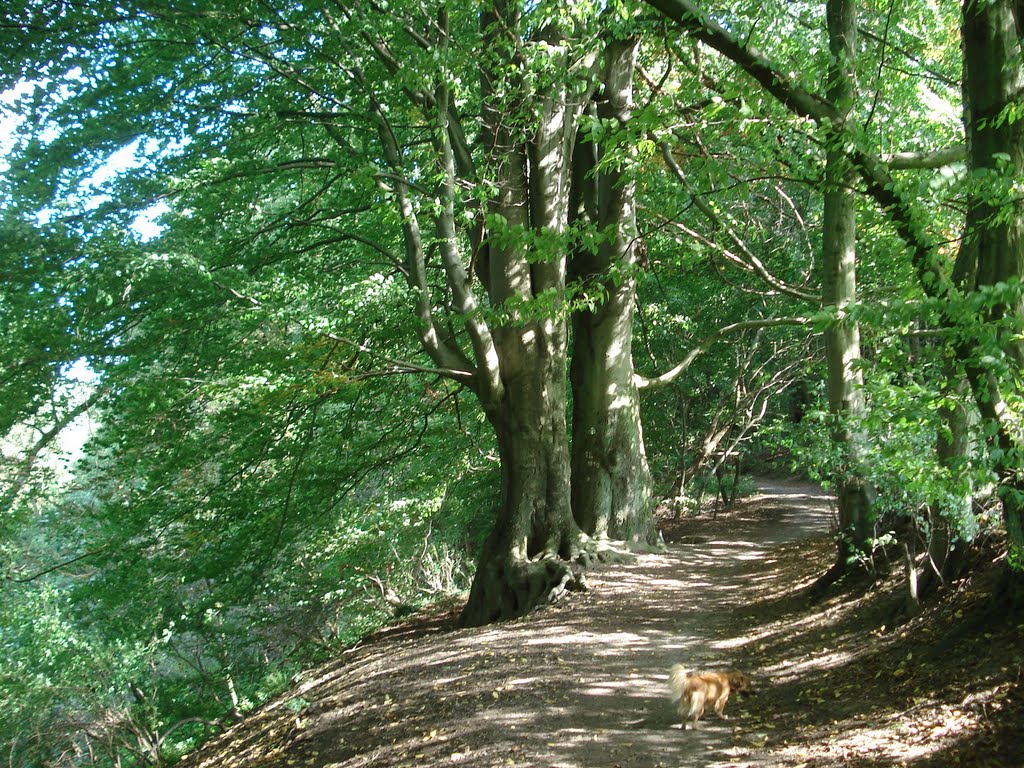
[635,317,814,390]
[7,544,110,583]
[660,142,820,303]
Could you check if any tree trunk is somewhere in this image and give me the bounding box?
[461,367,585,626]
[958,0,1024,593]
[919,371,971,598]
[819,0,873,585]
[459,6,593,625]
[569,38,654,543]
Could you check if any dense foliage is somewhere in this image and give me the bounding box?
[3,1,1021,766]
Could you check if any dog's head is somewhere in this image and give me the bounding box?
[728,671,753,695]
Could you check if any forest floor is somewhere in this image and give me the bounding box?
[182,479,1024,768]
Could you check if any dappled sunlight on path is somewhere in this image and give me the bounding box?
[182,480,833,768]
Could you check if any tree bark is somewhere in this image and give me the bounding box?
[957,0,1024,587]
[461,375,584,626]
[919,370,970,598]
[569,38,654,543]
[819,0,874,584]
[459,5,592,625]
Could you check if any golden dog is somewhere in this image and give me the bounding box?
[668,664,751,729]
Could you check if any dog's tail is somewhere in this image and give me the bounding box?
[668,663,689,702]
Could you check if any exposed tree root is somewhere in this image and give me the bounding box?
[459,556,587,627]
[458,534,653,627]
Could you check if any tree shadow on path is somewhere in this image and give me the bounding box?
[182,480,833,768]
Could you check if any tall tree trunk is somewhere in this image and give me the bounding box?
[459,5,591,625]
[569,39,654,543]
[462,361,583,626]
[957,0,1024,589]
[818,0,873,586]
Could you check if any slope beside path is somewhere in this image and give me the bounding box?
[183,479,833,768]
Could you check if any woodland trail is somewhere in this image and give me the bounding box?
[183,479,838,768]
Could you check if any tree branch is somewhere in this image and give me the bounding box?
[329,1,477,180]
[645,0,955,299]
[433,8,504,402]
[357,66,477,382]
[322,333,475,383]
[635,317,814,390]
[2,388,106,514]
[7,544,110,583]
[883,146,966,170]
[660,142,820,303]
[644,0,837,122]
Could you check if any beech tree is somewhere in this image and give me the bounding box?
[1,1,670,629]
[569,37,654,543]
[642,0,881,570]
[956,0,1024,584]
[453,2,592,624]
[644,0,1023,588]
[819,0,873,580]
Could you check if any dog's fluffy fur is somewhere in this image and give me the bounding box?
[668,664,751,729]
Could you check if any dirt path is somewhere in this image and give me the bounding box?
[185,479,838,768]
